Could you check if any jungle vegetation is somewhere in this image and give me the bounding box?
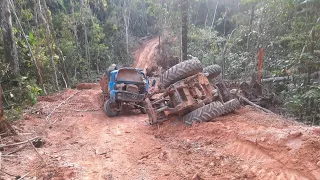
[0,0,319,123]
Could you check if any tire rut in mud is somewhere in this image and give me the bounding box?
[229,141,312,180]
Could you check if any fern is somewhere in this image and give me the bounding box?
[302,86,320,99]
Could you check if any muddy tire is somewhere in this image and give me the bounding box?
[104,100,120,117]
[181,101,223,125]
[203,64,221,79]
[140,107,147,114]
[223,99,240,114]
[161,59,203,88]
[181,99,240,125]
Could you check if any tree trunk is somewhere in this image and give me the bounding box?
[37,0,59,90]
[31,0,39,27]
[204,0,209,27]
[247,5,255,51]
[96,50,100,74]
[0,85,3,120]
[80,0,92,81]
[308,26,316,85]
[56,47,69,88]
[125,24,129,55]
[70,0,81,81]
[181,0,188,61]
[70,0,79,51]
[123,0,131,57]
[210,0,219,31]
[194,1,201,25]
[221,29,236,78]
[9,0,44,92]
[84,25,91,69]
[0,0,19,76]
[142,0,148,33]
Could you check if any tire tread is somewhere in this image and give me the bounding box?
[161,59,203,88]
[181,99,240,125]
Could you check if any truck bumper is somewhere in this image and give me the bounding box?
[116,91,145,102]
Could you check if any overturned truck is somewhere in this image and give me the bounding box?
[100,67,151,117]
[145,59,240,125]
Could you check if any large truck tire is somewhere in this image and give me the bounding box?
[161,59,203,88]
[181,101,224,125]
[203,64,222,79]
[181,99,240,125]
[222,98,240,114]
[104,100,120,117]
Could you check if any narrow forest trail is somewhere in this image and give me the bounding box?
[134,38,159,71]
[2,38,320,180]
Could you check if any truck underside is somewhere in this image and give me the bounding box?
[145,59,240,125]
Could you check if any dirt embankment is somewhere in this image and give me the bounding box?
[1,38,320,180]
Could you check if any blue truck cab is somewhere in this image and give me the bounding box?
[102,67,150,117]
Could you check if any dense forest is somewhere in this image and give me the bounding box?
[0,0,319,123]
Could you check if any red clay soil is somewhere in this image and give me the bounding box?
[135,38,159,72]
[1,39,320,180]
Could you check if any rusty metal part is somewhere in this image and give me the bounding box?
[164,73,216,114]
[145,97,167,124]
[146,73,220,124]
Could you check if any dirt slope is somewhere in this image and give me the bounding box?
[134,38,159,71]
[2,39,320,180]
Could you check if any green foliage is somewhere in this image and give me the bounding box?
[180,0,320,123]
[26,84,42,105]
[188,26,220,66]
[0,0,166,112]
[18,77,43,105]
[303,86,320,100]
[284,84,320,123]
[4,108,22,122]
[0,0,319,124]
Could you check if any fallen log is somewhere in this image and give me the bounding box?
[6,145,28,155]
[0,137,39,148]
[262,76,293,83]
[236,94,273,114]
[262,71,320,83]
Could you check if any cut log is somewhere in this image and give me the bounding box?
[0,137,39,148]
[236,94,273,114]
[261,71,320,83]
[262,76,293,83]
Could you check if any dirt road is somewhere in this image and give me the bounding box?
[134,38,159,71]
[2,39,320,180]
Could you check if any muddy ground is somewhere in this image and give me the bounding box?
[1,39,320,180]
